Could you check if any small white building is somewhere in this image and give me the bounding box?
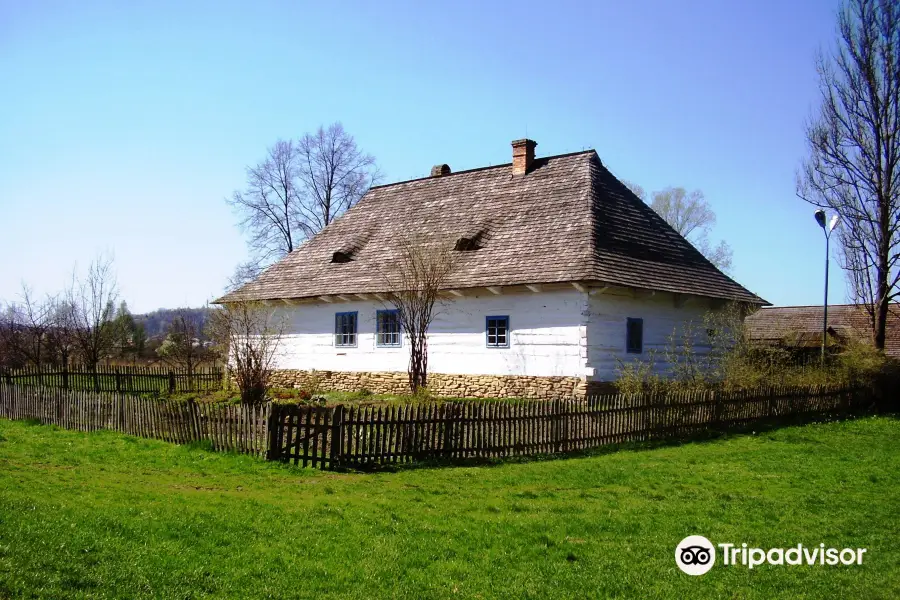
[221,139,767,398]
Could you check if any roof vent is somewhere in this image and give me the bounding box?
[454,237,480,251]
[330,230,373,264]
[453,226,489,252]
[430,164,451,177]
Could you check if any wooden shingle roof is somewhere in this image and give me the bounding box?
[220,150,766,305]
[746,304,900,358]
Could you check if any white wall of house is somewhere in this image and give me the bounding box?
[585,289,715,380]
[271,286,723,381]
[272,288,588,377]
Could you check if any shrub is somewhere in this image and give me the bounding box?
[269,388,302,401]
[615,351,664,395]
[344,387,374,402]
[411,386,434,402]
[615,302,892,394]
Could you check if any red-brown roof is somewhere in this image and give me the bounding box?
[746,304,900,358]
[220,150,766,305]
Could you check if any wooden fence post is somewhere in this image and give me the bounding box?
[266,404,282,461]
[330,405,344,469]
[185,399,200,441]
[441,403,455,457]
[168,371,176,395]
[767,387,777,422]
[711,389,722,431]
[551,398,561,452]
[115,368,121,394]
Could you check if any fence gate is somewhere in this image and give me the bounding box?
[268,404,336,468]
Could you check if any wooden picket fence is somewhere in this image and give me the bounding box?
[1,365,223,394]
[0,383,269,457]
[266,385,871,470]
[0,383,872,470]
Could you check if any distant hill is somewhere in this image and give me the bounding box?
[135,307,213,340]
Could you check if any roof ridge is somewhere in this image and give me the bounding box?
[759,303,900,309]
[584,153,603,280]
[369,149,597,191]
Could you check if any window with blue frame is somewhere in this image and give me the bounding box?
[626,318,643,354]
[334,312,358,347]
[486,316,510,348]
[376,309,401,347]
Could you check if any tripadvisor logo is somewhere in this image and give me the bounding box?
[676,535,716,575]
[675,536,867,575]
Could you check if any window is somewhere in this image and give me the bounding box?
[486,316,510,348]
[626,318,643,354]
[376,310,401,347]
[334,312,358,347]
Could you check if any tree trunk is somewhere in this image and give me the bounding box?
[874,284,889,351]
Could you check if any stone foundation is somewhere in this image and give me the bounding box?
[269,369,590,399]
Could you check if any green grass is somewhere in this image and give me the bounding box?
[0,417,898,599]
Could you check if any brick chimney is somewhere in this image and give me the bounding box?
[511,139,537,175]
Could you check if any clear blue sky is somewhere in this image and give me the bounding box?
[1,0,844,313]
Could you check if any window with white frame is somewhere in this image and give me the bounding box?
[486,315,510,348]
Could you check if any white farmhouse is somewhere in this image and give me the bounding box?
[220,139,767,398]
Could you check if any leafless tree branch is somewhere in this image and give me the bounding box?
[797,0,900,350]
[207,301,285,404]
[227,123,380,281]
[380,235,456,393]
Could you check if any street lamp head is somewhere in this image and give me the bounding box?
[814,209,827,229]
[829,214,840,232]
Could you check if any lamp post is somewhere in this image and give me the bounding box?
[814,210,840,365]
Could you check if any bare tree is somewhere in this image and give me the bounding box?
[650,187,716,239]
[625,183,734,272]
[623,180,646,203]
[225,260,264,293]
[0,302,26,370]
[66,255,119,388]
[44,296,77,370]
[798,0,900,351]
[228,124,379,274]
[17,285,55,376]
[228,140,303,265]
[207,301,284,404]
[0,288,60,376]
[380,236,456,393]
[156,309,213,385]
[296,122,379,231]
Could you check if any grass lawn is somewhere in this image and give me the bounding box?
[0,417,898,599]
